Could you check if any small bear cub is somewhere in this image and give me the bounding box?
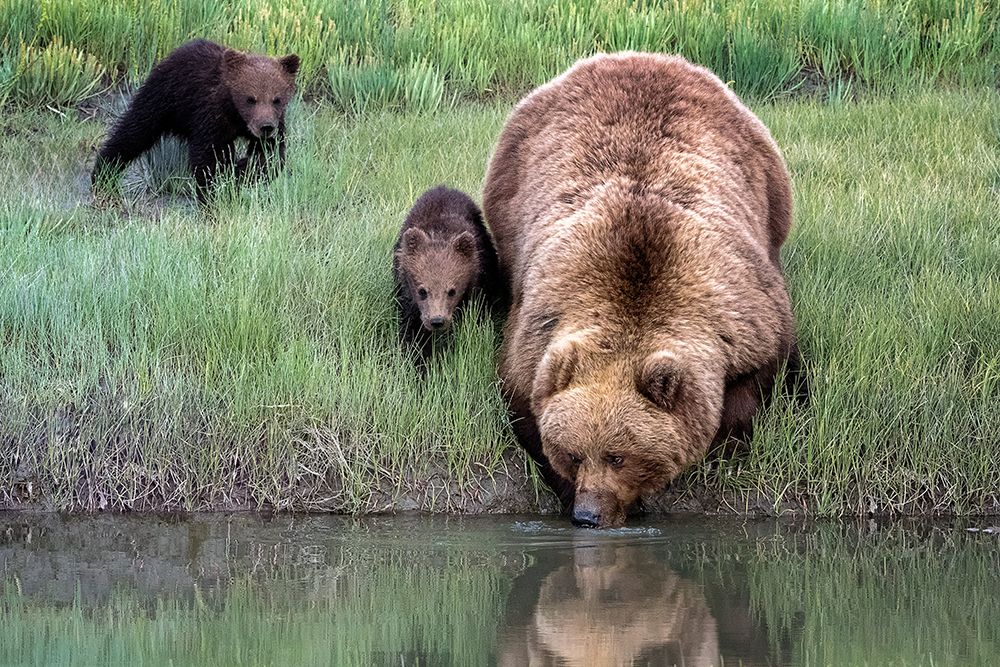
[393,186,503,361]
[92,39,299,203]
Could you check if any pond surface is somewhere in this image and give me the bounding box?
[1,513,997,666]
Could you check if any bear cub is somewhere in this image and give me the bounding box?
[393,186,504,361]
[92,39,299,203]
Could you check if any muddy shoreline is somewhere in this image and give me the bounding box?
[5,445,998,516]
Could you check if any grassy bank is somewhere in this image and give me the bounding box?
[0,85,997,514]
[1,0,997,110]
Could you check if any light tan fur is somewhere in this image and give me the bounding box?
[483,52,797,527]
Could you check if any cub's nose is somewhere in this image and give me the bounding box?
[259,123,275,137]
[428,316,446,329]
[571,507,601,528]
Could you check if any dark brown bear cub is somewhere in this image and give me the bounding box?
[393,186,503,361]
[92,39,299,203]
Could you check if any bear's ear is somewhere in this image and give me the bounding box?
[280,54,300,76]
[638,351,683,410]
[532,334,585,409]
[452,231,476,258]
[401,227,428,255]
[222,49,247,77]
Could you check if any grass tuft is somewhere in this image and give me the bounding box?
[0,0,997,109]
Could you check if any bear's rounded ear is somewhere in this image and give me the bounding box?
[222,49,246,76]
[532,334,585,409]
[280,54,301,76]
[638,351,683,410]
[452,231,476,258]
[401,227,428,254]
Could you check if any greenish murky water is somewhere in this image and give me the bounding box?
[1,514,997,666]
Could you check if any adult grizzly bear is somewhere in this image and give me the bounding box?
[483,53,800,528]
[92,39,299,203]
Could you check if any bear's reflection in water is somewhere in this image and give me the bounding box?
[498,542,766,667]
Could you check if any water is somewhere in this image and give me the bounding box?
[1,513,997,666]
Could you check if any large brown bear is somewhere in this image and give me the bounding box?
[483,53,800,528]
[92,39,299,203]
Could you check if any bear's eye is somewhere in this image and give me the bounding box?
[447,288,456,298]
[247,96,257,105]
[273,97,282,105]
[417,287,428,300]
[606,454,624,468]
[568,453,583,466]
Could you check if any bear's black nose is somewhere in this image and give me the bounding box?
[259,123,275,137]
[428,317,446,329]
[571,508,601,528]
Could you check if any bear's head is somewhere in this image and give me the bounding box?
[532,331,726,528]
[523,192,793,528]
[397,228,480,332]
[222,49,300,139]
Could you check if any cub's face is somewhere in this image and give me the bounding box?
[533,333,724,528]
[398,228,480,332]
[223,50,299,139]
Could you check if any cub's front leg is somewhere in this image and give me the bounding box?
[236,131,285,183]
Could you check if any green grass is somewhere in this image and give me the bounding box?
[0,0,997,515]
[0,87,997,514]
[0,103,527,511]
[0,0,997,109]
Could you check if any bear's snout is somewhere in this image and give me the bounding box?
[423,315,452,332]
[249,119,278,139]
[571,490,625,528]
[571,505,601,528]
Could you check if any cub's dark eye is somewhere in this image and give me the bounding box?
[417,287,428,300]
[606,454,624,468]
[246,96,257,105]
[273,97,282,105]
[447,288,456,297]
[568,453,583,465]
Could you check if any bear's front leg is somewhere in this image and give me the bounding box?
[236,134,284,184]
[190,139,237,204]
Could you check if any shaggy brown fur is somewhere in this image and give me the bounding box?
[92,39,299,203]
[393,186,504,362]
[483,52,800,527]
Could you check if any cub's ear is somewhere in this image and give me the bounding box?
[452,231,476,258]
[532,334,586,410]
[280,54,300,76]
[222,49,247,77]
[401,227,428,254]
[638,351,683,410]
